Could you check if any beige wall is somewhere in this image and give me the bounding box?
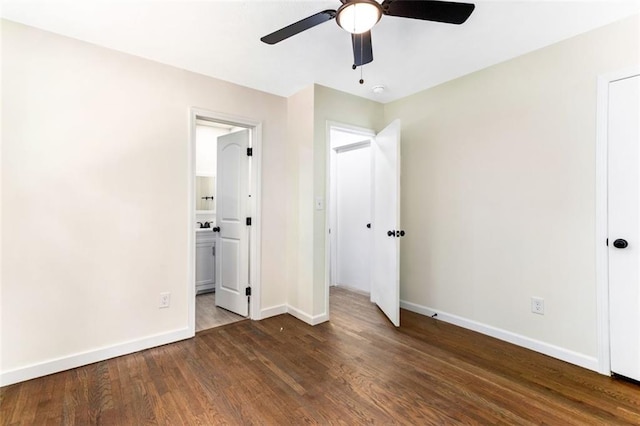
[286,85,314,316]
[1,20,288,375]
[384,15,640,357]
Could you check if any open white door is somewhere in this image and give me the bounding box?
[371,120,401,326]
[215,129,250,317]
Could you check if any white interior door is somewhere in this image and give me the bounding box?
[215,129,250,317]
[608,74,640,381]
[336,144,372,293]
[371,120,401,326]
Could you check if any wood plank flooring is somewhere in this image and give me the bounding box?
[195,292,246,332]
[2,287,639,424]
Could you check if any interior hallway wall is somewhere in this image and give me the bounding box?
[384,14,640,364]
[286,85,315,319]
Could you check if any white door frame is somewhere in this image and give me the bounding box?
[326,121,376,307]
[188,108,262,335]
[595,66,640,375]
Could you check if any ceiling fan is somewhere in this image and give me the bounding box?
[260,0,475,70]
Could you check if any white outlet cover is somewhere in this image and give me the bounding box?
[315,197,324,211]
[531,297,544,315]
[159,292,171,308]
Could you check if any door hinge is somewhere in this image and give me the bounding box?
[212,245,215,256]
[247,147,253,157]
[245,287,252,296]
[606,238,609,246]
[246,217,252,226]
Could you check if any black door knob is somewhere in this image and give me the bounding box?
[212,226,220,233]
[613,239,628,249]
[399,230,405,237]
[387,230,396,237]
[366,223,371,229]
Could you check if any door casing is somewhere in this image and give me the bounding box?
[188,108,262,335]
[595,66,640,375]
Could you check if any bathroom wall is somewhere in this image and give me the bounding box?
[195,123,224,225]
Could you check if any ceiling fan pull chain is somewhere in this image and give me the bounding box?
[359,33,364,85]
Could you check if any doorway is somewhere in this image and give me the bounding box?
[327,120,402,327]
[189,109,262,335]
[329,126,375,294]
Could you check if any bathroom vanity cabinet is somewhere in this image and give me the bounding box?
[196,231,215,294]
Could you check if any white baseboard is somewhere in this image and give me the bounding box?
[287,305,329,326]
[261,304,329,326]
[310,312,329,325]
[260,304,288,320]
[400,300,599,372]
[2,304,329,387]
[1,327,192,387]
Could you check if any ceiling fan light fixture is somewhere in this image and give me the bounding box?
[336,0,382,34]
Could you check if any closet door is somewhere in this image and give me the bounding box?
[608,74,640,381]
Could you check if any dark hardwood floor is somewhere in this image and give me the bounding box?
[2,287,639,425]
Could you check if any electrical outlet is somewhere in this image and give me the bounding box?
[531,297,544,315]
[159,292,171,309]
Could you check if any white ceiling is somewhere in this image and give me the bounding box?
[2,0,639,103]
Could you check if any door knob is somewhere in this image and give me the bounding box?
[366,223,371,229]
[212,226,220,233]
[387,230,396,237]
[613,238,628,249]
[399,230,405,237]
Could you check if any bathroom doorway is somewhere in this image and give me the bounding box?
[189,109,262,334]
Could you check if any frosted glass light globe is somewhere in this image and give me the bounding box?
[336,0,382,34]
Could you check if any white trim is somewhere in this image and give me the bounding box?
[595,67,640,376]
[287,305,329,326]
[250,122,263,321]
[259,304,288,320]
[327,121,376,139]
[400,301,599,372]
[595,73,611,375]
[188,108,263,331]
[334,140,371,153]
[188,110,198,334]
[259,304,327,324]
[0,328,191,387]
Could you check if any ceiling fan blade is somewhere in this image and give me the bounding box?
[261,10,337,44]
[352,31,373,66]
[382,0,475,25]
